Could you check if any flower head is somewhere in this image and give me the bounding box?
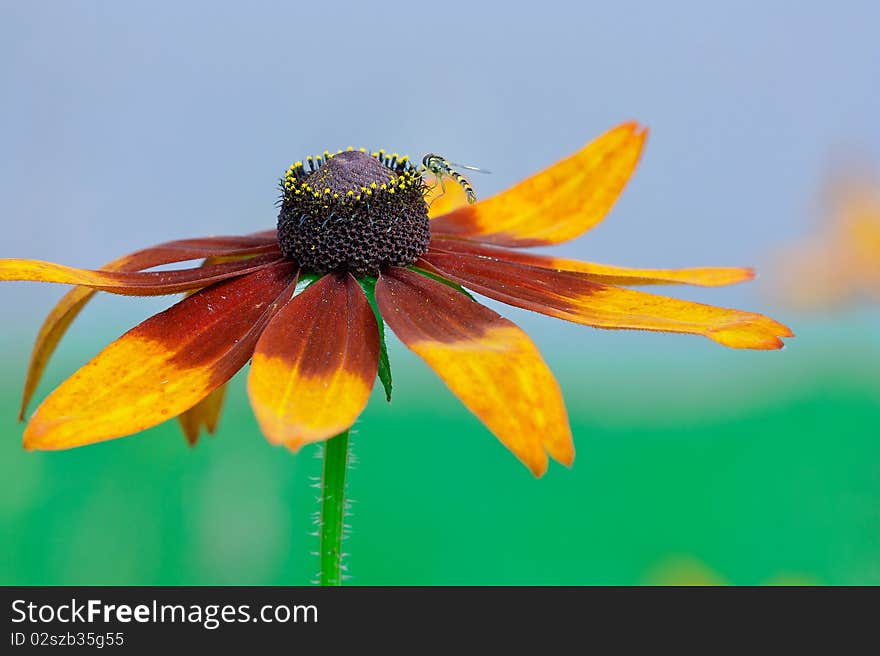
[277,149,429,275]
[1,123,792,475]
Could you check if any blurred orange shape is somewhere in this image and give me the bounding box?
[775,169,880,309]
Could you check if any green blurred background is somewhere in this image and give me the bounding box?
[1,314,878,585]
[1,2,878,585]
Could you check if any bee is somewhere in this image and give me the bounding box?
[422,153,490,205]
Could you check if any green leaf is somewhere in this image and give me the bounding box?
[295,271,322,294]
[358,276,393,402]
[409,266,476,300]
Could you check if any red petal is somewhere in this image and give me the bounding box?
[376,267,572,476]
[122,233,280,259]
[428,238,755,287]
[248,273,379,450]
[24,262,298,450]
[420,252,793,350]
[19,237,281,420]
[0,253,282,295]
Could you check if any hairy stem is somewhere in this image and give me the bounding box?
[319,430,350,586]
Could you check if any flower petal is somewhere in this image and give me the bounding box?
[143,233,280,252]
[19,238,281,421]
[376,267,573,476]
[420,252,793,350]
[429,122,647,247]
[24,262,298,450]
[178,385,228,446]
[247,229,279,241]
[19,287,97,422]
[425,175,472,218]
[428,238,754,287]
[0,254,282,295]
[99,233,280,260]
[248,273,379,450]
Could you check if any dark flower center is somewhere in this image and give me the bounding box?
[276,149,430,277]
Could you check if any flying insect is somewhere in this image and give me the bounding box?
[421,153,490,204]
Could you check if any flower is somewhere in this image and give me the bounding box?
[774,167,880,309]
[1,123,792,475]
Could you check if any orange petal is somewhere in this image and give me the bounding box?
[248,273,379,450]
[174,254,258,444]
[178,384,228,446]
[426,175,472,218]
[430,122,647,247]
[429,238,754,287]
[421,253,793,350]
[0,254,281,296]
[24,263,298,450]
[376,267,573,477]
[19,239,280,421]
[19,286,97,422]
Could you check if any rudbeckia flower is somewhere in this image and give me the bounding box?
[1,122,792,476]
[774,167,880,309]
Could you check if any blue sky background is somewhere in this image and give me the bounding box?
[1,1,877,319]
[1,2,879,586]
[0,1,878,367]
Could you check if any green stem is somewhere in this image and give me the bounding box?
[319,429,350,586]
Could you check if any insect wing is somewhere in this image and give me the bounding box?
[448,161,492,174]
